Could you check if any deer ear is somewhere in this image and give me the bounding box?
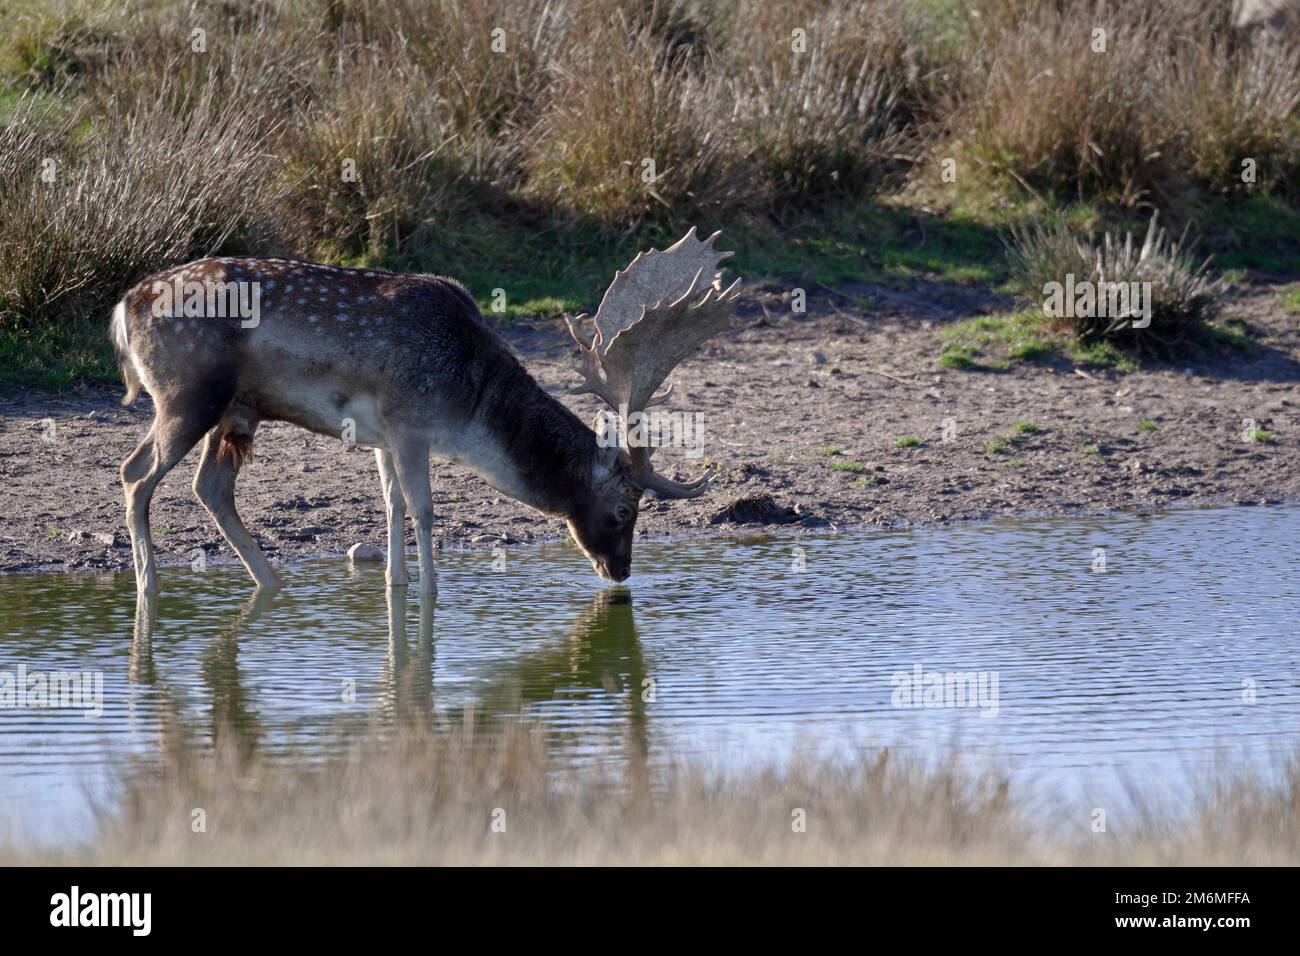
[595,408,621,473]
[595,442,620,472]
[592,411,622,462]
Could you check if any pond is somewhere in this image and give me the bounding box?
[2,504,1298,844]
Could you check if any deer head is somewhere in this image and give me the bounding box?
[563,227,742,581]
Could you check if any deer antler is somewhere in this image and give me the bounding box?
[567,228,742,499]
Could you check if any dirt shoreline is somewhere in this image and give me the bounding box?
[1,281,1297,576]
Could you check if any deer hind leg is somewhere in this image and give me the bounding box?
[121,390,230,596]
[193,409,283,591]
[121,429,169,595]
[375,448,408,588]
[388,440,436,595]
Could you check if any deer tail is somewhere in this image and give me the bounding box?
[110,300,142,406]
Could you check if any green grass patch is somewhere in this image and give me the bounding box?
[1138,419,1159,431]
[1202,315,1254,353]
[828,459,870,474]
[0,314,117,390]
[1202,196,1300,275]
[1279,285,1300,313]
[894,435,921,448]
[939,310,1058,370]
[726,203,1004,290]
[1246,429,1275,444]
[1008,338,1054,362]
[1068,338,1138,371]
[983,421,1044,455]
[0,200,1014,392]
[938,344,976,369]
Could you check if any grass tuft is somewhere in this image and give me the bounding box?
[828,459,869,474]
[1007,216,1226,353]
[939,311,1057,370]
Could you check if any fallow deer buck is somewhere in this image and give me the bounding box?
[111,228,741,596]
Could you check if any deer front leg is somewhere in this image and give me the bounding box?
[388,440,437,595]
[374,448,408,587]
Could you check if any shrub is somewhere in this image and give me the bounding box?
[375,0,565,140]
[938,0,1300,212]
[945,0,1179,206]
[1007,216,1226,350]
[524,14,738,225]
[724,0,920,207]
[0,82,284,357]
[1160,36,1300,198]
[283,55,492,263]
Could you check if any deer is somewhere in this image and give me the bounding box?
[110,228,742,597]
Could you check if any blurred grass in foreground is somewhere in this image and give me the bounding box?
[5,720,1298,865]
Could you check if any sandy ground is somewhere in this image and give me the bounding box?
[1,279,1297,576]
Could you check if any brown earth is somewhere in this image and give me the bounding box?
[1,280,1297,576]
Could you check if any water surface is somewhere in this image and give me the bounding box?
[2,504,1298,843]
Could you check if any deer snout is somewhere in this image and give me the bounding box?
[566,518,633,583]
[589,554,630,583]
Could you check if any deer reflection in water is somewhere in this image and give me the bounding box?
[378,588,436,729]
[128,584,649,770]
[131,589,269,764]
[477,588,649,765]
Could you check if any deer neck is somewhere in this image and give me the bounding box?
[457,362,596,519]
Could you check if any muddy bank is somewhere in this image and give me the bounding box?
[1,281,1297,576]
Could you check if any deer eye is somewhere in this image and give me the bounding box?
[615,504,632,523]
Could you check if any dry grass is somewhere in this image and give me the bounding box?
[2,0,1295,376]
[940,0,1300,208]
[285,55,492,262]
[0,82,284,333]
[944,0,1177,206]
[4,0,1297,231]
[3,720,1298,865]
[525,18,738,225]
[1163,35,1300,198]
[723,0,920,207]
